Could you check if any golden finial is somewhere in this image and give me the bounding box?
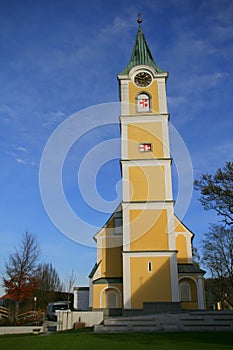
[137,12,142,26]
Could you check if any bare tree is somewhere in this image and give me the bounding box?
[63,270,76,306]
[194,161,233,226]
[195,162,233,307]
[202,224,233,305]
[37,262,62,292]
[2,231,40,319]
[35,262,63,310]
[192,246,201,268]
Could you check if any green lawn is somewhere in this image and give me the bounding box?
[0,332,233,350]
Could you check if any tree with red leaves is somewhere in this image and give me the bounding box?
[2,231,40,320]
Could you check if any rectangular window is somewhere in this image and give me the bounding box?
[137,93,150,112]
[139,143,152,152]
[114,217,123,235]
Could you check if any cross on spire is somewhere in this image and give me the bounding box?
[119,19,164,74]
[137,12,142,26]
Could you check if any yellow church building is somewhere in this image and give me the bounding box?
[89,21,205,314]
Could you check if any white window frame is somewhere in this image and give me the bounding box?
[137,93,150,112]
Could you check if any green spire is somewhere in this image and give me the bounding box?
[119,27,164,74]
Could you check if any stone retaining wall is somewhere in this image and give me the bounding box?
[0,326,43,335]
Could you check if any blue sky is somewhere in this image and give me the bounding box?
[0,0,233,296]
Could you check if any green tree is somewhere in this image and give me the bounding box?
[194,161,233,226]
[2,231,40,319]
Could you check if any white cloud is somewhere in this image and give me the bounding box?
[5,145,35,167]
[0,104,17,123]
[201,0,233,30]
[16,158,35,166]
[193,141,233,177]
[185,72,227,92]
[167,96,189,109]
[15,146,29,153]
[42,111,66,129]
[16,158,27,164]
[112,16,134,33]
[0,104,16,115]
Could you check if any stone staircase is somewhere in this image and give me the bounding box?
[43,320,58,333]
[94,311,233,333]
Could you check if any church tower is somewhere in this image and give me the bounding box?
[118,20,180,310]
[89,19,205,313]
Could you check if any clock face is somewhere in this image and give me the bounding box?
[134,72,152,87]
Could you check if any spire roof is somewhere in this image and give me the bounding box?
[119,26,164,75]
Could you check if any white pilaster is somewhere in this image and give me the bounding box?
[119,80,129,115]
[122,253,131,309]
[167,205,176,250]
[197,276,205,309]
[157,77,168,114]
[186,235,193,263]
[170,254,180,302]
[162,117,171,158]
[73,288,78,310]
[89,279,93,308]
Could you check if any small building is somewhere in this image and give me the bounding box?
[73,287,89,311]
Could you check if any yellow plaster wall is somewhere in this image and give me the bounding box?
[130,256,172,308]
[130,209,169,250]
[92,284,104,309]
[98,216,123,278]
[174,217,193,236]
[101,240,122,278]
[181,301,199,310]
[127,122,163,159]
[176,234,188,263]
[128,80,159,114]
[92,284,123,309]
[129,165,165,201]
[174,219,186,232]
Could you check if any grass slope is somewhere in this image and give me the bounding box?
[0,332,233,350]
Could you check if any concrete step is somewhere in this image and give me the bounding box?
[94,311,233,333]
[43,321,57,333]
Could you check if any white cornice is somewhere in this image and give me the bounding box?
[122,251,177,257]
[120,114,169,124]
[121,159,172,166]
[118,65,168,80]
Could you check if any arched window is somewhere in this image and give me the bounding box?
[100,287,122,309]
[137,93,150,112]
[179,281,191,301]
[106,290,117,308]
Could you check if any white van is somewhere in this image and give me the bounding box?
[47,301,70,321]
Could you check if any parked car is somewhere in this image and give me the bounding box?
[47,301,70,321]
